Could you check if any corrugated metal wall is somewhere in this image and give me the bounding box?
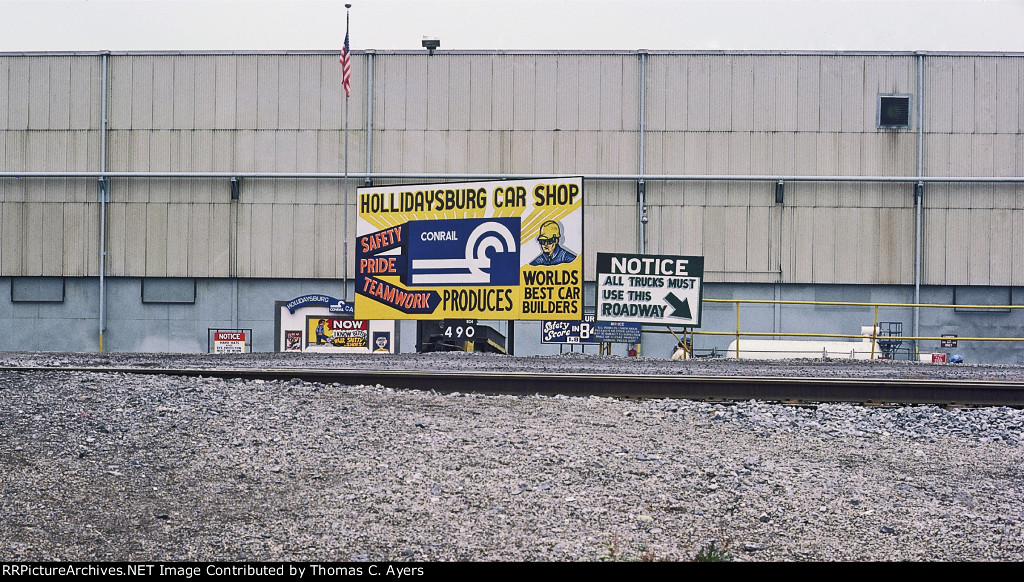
[0,55,102,276]
[100,53,365,278]
[371,52,640,277]
[2,51,1022,285]
[921,55,1024,286]
[643,53,921,284]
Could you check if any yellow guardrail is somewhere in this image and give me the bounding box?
[651,298,1024,359]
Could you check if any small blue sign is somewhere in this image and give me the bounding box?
[593,320,642,344]
[285,294,354,315]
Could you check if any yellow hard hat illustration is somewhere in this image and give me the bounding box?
[539,221,561,240]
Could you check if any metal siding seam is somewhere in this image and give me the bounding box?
[7,58,30,129]
[145,202,168,277]
[974,58,998,134]
[405,54,427,131]
[194,56,217,129]
[512,56,535,130]
[578,54,600,132]
[0,58,10,130]
[152,57,174,129]
[534,56,556,130]
[686,55,710,132]
[212,56,234,129]
[426,54,450,131]
[49,55,72,130]
[256,55,279,130]
[235,55,258,130]
[555,54,579,131]
[172,55,195,130]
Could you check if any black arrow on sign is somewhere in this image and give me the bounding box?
[665,293,692,319]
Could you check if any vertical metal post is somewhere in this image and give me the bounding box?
[342,5,351,301]
[871,304,879,359]
[914,180,923,359]
[635,51,648,356]
[231,278,239,331]
[98,52,109,352]
[506,319,514,356]
[98,178,107,352]
[637,50,647,255]
[914,53,925,359]
[735,301,741,358]
[773,284,782,335]
[343,96,350,300]
[364,50,374,186]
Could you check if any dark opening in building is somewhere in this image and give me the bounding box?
[878,94,911,129]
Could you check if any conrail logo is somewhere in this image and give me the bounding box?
[405,217,521,287]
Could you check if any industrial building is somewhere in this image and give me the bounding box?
[2,49,1023,362]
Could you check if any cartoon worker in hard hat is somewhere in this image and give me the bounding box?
[315,319,330,345]
[530,220,577,266]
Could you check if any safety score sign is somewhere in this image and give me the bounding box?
[542,313,643,344]
[355,177,583,320]
[596,253,704,327]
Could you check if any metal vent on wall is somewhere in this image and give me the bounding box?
[878,94,911,129]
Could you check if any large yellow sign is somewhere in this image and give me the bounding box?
[355,177,583,320]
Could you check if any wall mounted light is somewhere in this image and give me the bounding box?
[97,177,110,202]
[231,177,241,200]
[775,179,785,204]
[422,37,440,55]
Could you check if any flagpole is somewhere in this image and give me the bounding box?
[342,3,352,303]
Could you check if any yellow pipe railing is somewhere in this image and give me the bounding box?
[649,298,1024,358]
[667,330,1024,342]
[704,298,1024,310]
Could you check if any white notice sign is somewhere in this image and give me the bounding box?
[214,331,247,354]
[596,253,704,327]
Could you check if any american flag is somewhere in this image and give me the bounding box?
[340,28,351,97]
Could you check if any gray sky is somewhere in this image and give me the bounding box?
[2,0,1022,52]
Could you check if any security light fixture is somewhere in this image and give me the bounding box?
[422,37,440,55]
[775,180,785,204]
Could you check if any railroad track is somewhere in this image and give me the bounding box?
[5,365,1024,407]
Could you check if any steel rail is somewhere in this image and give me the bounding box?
[5,366,1024,407]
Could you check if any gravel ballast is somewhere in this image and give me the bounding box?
[2,351,1023,562]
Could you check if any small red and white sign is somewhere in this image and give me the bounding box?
[214,331,247,354]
